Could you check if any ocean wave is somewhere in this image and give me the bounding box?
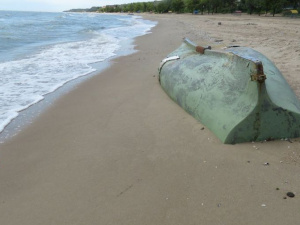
[0,33,119,133]
[0,12,156,135]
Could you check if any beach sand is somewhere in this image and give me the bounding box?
[0,13,300,225]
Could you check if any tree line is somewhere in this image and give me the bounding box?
[80,0,300,16]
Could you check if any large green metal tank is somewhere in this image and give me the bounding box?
[158,38,300,144]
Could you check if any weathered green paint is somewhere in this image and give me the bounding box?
[159,39,300,144]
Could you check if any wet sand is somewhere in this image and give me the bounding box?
[0,13,300,225]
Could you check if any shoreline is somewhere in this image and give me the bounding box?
[0,60,111,144]
[1,13,300,225]
[0,34,140,144]
[0,13,155,144]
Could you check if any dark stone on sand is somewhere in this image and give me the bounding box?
[287,192,295,198]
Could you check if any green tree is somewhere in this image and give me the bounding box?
[142,2,148,11]
[172,0,185,13]
[210,0,222,13]
[228,0,238,12]
[185,0,208,14]
[266,0,287,16]
[185,0,200,12]
[146,2,154,11]
[128,3,134,12]
[110,0,297,15]
[200,0,209,14]
[133,2,142,12]
[287,0,300,9]
[245,0,264,14]
[156,0,170,12]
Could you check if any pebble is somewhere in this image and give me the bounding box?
[287,192,295,198]
[263,162,270,166]
[261,204,266,207]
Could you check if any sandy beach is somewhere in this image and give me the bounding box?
[1,13,300,224]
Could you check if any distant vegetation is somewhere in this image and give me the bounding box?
[66,0,299,17]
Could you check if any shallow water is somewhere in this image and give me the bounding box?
[0,11,156,136]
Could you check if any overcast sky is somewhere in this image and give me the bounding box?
[1,0,151,12]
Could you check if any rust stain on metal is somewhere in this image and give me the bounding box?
[251,62,266,83]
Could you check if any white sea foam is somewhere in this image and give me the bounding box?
[0,34,119,132]
[0,13,156,134]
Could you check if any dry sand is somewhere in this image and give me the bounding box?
[0,13,300,225]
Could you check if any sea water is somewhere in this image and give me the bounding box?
[0,11,156,137]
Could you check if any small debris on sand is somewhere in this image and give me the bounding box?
[286,192,295,198]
